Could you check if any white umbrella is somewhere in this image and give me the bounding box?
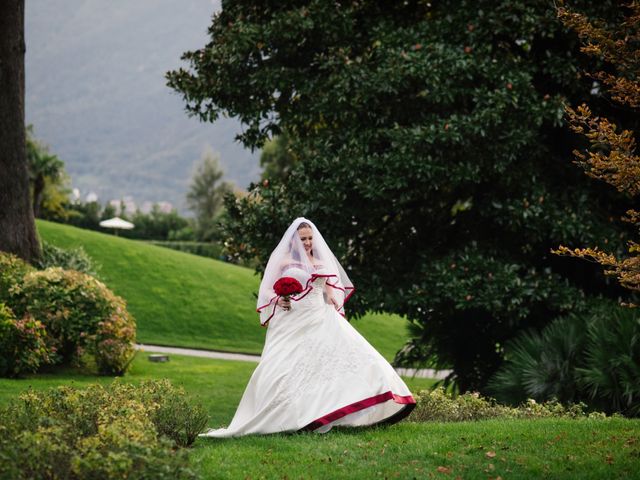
[99,216,134,235]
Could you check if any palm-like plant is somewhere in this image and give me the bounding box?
[487,315,586,405]
[577,309,640,416]
[26,127,64,218]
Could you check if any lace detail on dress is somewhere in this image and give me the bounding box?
[259,325,378,419]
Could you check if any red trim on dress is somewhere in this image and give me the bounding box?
[302,391,416,431]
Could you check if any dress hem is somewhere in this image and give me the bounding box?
[301,391,416,431]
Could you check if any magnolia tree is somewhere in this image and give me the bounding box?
[168,0,626,391]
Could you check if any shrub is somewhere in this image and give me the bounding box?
[92,313,137,375]
[0,252,33,305]
[486,314,586,405]
[35,240,100,277]
[411,387,593,423]
[411,387,507,422]
[18,267,136,375]
[488,304,640,416]
[137,379,209,447]
[0,303,51,378]
[576,308,640,417]
[513,398,588,420]
[0,381,198,480]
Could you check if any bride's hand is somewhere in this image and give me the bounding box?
[328,296,340,311]
[277,297,291,311]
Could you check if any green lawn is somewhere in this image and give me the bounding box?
[193,418,640,479]
[2,354,638,479]
[37,220,410,360]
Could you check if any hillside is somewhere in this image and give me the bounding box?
[37,221,411,360]
[25,0,259,210]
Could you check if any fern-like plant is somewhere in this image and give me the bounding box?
[487,314,586,405]
[576,308,640,416]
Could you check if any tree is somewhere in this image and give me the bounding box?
[100,203,116,222]
[260,132,297,182]
[0,0,40,262]
[186,151,232,241]
[555,4,640,297]
[66,200,102,231]
[123,206,190,241]
[39,171,72,222]
[26,126,65,218]
[168,1,626,392]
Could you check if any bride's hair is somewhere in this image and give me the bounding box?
[297,221,312,230]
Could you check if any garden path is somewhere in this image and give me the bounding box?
[135,344,451,379]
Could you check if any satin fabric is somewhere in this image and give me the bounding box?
[199,275,415,438]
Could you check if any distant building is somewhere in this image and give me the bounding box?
[109,198,174,215]
[109,196,137,216]
[156,201,173,213]
[140,201,154,214]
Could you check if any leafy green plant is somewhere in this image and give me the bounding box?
[411,387,508,422]
[137,379,209,447]
[0,381,197,480]
[0,303,51,378]
[35,240,100,277]
[411,387,593,423]
[577,308,640,416]
[488,304,640,416]
[486,313,586,405]
[17,267,136,375]
[0,252,33,305]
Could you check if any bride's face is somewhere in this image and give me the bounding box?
[298,227,313,255]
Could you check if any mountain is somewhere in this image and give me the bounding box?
[25,0,260,211]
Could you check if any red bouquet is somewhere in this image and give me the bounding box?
[273,277,303,299]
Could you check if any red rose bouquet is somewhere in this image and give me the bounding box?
[273,277,303,301]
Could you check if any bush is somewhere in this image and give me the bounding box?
[411,387,594,423]
[17,268,136,375]
[133,379,209,448]
[411,387,507,422]
[0,381,199,480]
[0,303,51,378]
[35,240,100,277]
[488,304,640,416]
[0,252,33,305]
[486,314,586,405]
[577,308,640,417]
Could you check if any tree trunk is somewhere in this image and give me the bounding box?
[0,0,40,263]
[33,174,44,218]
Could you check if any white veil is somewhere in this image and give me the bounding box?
[257,217,354,326]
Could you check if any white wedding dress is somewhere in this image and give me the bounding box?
[199,268,415,438]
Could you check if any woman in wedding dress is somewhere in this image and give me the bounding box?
[199,217,415,438]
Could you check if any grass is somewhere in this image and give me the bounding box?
[36,220,411,360]
[192,418,640,479]
[1,354,638,478]
[0,351,437,426]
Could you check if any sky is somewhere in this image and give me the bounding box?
[24,0,260,211]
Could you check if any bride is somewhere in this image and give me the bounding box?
[199,217,415,437]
